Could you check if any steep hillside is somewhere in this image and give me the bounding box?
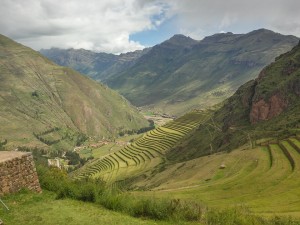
[40,48,149,81]
[0,34,149,150]
[168,40,300,162]
[107,29,298,115]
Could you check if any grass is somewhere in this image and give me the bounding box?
[130,139,300,218]
[3,167,298,225]
[3,190,296,225]
[0,190,174,225]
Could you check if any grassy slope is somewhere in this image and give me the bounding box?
[132,139,300,217]
[76,42,300,217]
[107,29,298,115]
[0,34,148,149]
[122,43,300,216]
[0,191,175,225]
[167,41,300,162]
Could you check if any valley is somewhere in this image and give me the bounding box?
[2,29,300,225]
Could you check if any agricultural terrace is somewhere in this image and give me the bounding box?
[134,136,300,217]
[72,111,207,182]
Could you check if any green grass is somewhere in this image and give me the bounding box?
[2,190,298,225]
[130,139,300,218]
[0,191,173,225]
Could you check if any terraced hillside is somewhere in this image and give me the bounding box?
[132,135,300,216]
[73,111,208,182]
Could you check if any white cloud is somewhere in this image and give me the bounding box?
[0,0,170,53]
[166,0,300,40]
[0,0,300,53]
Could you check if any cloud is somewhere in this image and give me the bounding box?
[0,0,300,53]
[0,0,170,53]
[166,0,300,40]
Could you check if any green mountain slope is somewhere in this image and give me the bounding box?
[0,34,149,150]
[107,29,298,115]
[167,40,300,162]
[69,42,300,217]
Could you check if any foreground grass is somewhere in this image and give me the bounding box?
[0,191,175,225]
[131,145,300,218]
[2,190,299,225]
[3,162,297,225]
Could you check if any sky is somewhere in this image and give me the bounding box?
[1,0,300,54]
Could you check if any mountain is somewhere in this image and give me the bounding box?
[106,29,299,115]
[167,40,300,162]
[40,47,150,81]
[40,29,299,116]
[0,34,149,150]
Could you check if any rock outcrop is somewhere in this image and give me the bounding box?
[250,94,288,124]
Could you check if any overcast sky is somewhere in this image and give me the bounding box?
[1,0,300,54]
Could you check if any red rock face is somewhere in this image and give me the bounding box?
[250,94,288,124]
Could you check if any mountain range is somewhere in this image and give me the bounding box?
[41,29,299,116]
[40,48,150,81]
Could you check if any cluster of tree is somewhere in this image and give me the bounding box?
[31,90,39,97]
[0,139,7,150]
[75,133,88,146]
[35,127,60,136]
[33,132,61,145]
[65,151,88,166]
[33,127,61,146]
[119,120,155,136]
[17,146,48,165]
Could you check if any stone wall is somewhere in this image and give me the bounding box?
[0,151,41,195]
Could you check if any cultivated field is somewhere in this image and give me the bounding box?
[133,136,300,217]
[72,111,207,182]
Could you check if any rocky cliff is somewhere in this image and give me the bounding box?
[249,41,300,123]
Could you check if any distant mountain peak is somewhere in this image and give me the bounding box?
[163,34,198,47]
[201,32,238,43]
[248,28,275,35]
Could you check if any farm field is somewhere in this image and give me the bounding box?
[132,137,300,217]
[78,134,143,159]
[72,111,208,182]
